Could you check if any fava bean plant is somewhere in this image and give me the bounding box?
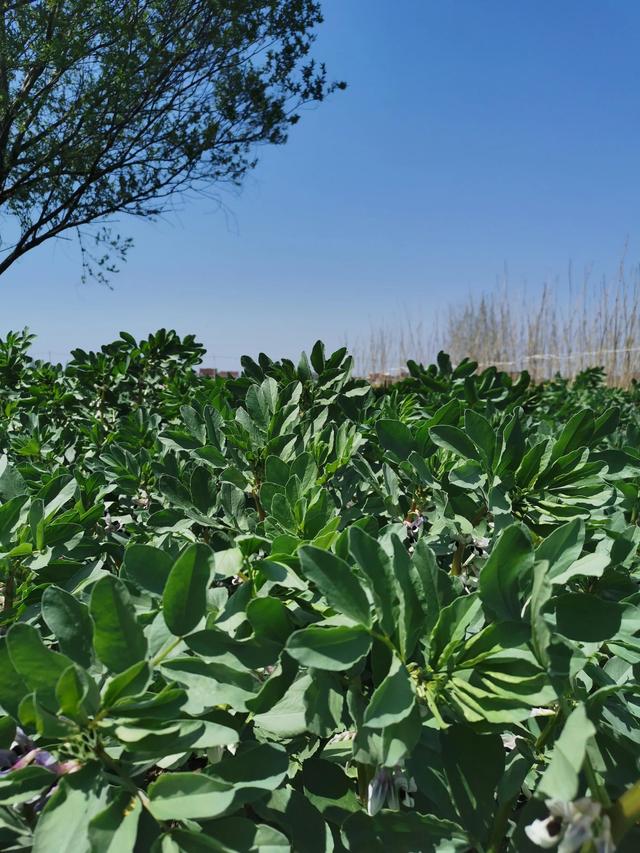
[1,329,640,852]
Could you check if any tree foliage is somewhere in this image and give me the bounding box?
[0,1,342,279]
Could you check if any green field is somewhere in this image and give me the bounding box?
[0,329,638,852]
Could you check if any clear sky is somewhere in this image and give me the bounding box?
[1,0,639,367]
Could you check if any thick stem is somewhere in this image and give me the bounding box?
[486,795,517,853]
[2,571,14,613]
[150,635,182,667]
[451,541,465,576]
[583,752,610,808]
[534,708,560,751]
[252,487,265,522]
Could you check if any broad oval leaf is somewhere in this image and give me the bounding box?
[89,576,148,673]
[163,543,215,636]
[298,545,371,627]
[286,624,371,671]
[41,585,93,669]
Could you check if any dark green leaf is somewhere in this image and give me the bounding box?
[286,624,371,671]
[163,543,214,636]
[89,576,147,673]
[42,585,93,669]
[298,546,371,627]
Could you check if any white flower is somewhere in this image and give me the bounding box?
[472,536,490,556]
[526,798,616,853]
[525,815,563,848]
[594,815,615,853]
[367,765,417,816]
[403,515,424,543]
[133,489,150,509]
[501,733,518,751]
[367,768,392,816]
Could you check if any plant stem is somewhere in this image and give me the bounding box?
[486,795,517,853]
[151,635,182,667]
[583,751,610,808]
[534,708,559,751]
[96,744,139,796]
[451,541,465,576]
[2,570,13,613]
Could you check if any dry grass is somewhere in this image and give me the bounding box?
[350,252,640,386]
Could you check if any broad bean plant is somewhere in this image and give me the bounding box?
[0,330,639,852]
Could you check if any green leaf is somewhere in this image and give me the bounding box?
[348,526,396,637]
[245,655,298,715]
[0,715,15,747]
[530,562,553,667]
[246,597,292,646]
[101,661,151,707]
[161,821,289,852]
[159,657,259,713]
[254,787,334,853]
[265,455,290,486]
[593,406,620,441]
[6,623,74,693]
[535,519,584,582]
[253,673,311,737]
[163,543,215,636]
[0,495,28,541]
[496,412,525,478]
[341,810,467,851]
[122,544,173,596]
[89,576,148,673]
[0,456,27,501]
[310,340,325,373]
[429,594,483,668]
[429,425,480,461]
[32,767,109,853]
[303,670,344,736]
[464,410,496,469]
[298,546,371,627]
[56,665,100,724]
[0,766,55,805]
[29,498,45,551]
[555,594,623,642]
[42,585,94,669]
[376,419,416,460]
[441,726,505,846]
[20,691,77,738]
[210,819,291,853]
[410,539,455,636]
[214,741,288,793]
[363,654,415,728]
[550,551,610,586]
[479,524,533,620]
[148,743,287,821]
[287,624,371,671]
[0,636,30,717]
[550,409,594,461]
[88,792,142,853]
[538,703,596,800]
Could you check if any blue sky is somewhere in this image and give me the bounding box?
[2,0,639,367]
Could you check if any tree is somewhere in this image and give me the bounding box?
[0,0,343,280]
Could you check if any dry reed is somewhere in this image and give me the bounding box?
[349,253,640,386]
